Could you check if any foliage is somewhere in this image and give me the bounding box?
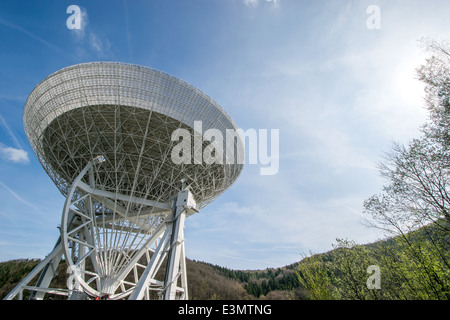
[295,228,450,300]
[362,38,450,299]
[0,258,253,300]
[208,263,305,299]
[185,260,252,300]
[0,259,40,299]
[295,39,450,300]
[295,252,338,300]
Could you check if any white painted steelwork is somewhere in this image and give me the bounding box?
[5,62,243,300]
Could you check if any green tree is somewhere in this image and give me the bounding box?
[297,39,450,301]
[295,252,339,300]
[363,38,450,299]
[329,239,383,300]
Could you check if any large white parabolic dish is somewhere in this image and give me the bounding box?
[24,61,244,209]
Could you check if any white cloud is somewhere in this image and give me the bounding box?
[243,0,279,8]
[0,145,29,164]
[70,6,89,41]
[0,115,29,164]
[243,0,258,7]
[89,32,111,57]
[265,0,279,7]
[68,6,112,58]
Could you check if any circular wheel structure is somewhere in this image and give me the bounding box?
[12,62,244,300]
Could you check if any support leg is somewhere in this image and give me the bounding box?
[163,190,193,300]
[129,189,195,300]
[4,239,64,300]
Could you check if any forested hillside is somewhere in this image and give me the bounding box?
[0,258,256,300]
[206,263,305,299]
[1,221,449,300]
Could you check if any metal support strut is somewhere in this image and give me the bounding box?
[4,159,197,300]
[130,189,196,300]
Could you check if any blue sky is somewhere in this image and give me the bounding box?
[1,0,450,270]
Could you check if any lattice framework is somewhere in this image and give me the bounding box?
[5,62,243,300]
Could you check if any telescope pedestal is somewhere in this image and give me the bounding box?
[4,160,195,300]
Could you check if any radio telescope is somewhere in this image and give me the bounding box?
[5,62,244,300]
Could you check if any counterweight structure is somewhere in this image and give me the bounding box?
[5,62,244,300]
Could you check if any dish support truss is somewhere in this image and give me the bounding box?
[4,159,197,300]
